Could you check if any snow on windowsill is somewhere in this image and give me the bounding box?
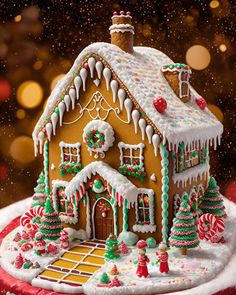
[172,163,210,188]
[133,224,156,233]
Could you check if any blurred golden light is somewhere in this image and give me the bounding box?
[33,60,43,70]
[17,81,43,109]
[219,44,227,52]
[210,0,220,9]
[50,74,65,90]
[10,136,35,164]
[186,45,211,70]
[207,104,224,122]
[14,15,22,22]
[43,98,48,110]
[16,109,26,120]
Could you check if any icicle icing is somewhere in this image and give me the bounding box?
[152,134,160,157]
[124,98,133,123]
[80,68,88,91]
[51,112,58,136]
[118,88,126,110]
[131,110,140,134]
[146,125,153,144]
[45,122,52,141]
[64,94,71,112]
[95,61,103,79]
[74,76,81,100]
[58,102,65,126]
[69,87,76,110]
[110,80,118,103]
[38,131,45,154]
[138,118,146,140]
[103,67,112,90]
[88,57,96,78]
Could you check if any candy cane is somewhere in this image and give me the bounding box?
[215,217,225,233]
[20,206,44,231]
[198,213,217,241]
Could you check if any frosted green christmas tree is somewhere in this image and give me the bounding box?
[199,176,226,218]
[31,172,47,207]
[169,192,199,255]
[104,233,120,260]
[38,197,63,241]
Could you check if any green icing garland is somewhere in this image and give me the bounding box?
[44,141,50,198]
[160,143,169,244]
[123,199,129,232]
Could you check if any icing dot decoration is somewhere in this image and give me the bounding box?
[153,96,167,113]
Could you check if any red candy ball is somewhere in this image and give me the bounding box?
[113,11,118,16]
[153,96,167,113]
[84,63,89,70]
[120,11,124,15]
[126,11,131,16]
[196,97,207,110]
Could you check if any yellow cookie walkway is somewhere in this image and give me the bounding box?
[37,239,106,286]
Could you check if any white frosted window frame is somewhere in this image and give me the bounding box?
[179,69,190,98]
[59,141,81,163]
[52,180,78,224]
[118,141,145,168]
[133,188,156,233]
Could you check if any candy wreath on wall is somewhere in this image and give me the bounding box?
[83,120,115,158]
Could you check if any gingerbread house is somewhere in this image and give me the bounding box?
[32,12,223,244]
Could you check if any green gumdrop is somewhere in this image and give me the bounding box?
[163,202,168,210]
[162,193,168,202]
[146,237,157,248]
[163,185,169,193]
[163,219,168,226]
[54,107,59,114]
[163,211,168,218]
[164,176,169,184]
[164,151,168,158]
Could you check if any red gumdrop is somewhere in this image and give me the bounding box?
[153,96,167,113]
[113,11,118,16]
[196,97,207,110]
[120,11,124,15]
[126,11,131,16]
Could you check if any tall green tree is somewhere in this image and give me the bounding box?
[38,197,63,241]
[169,193,199,255]
[31,172,47,207]
[199,177,226,218]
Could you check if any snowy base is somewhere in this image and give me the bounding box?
[0,197,236,295]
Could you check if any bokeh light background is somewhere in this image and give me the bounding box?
[0,0,235,208]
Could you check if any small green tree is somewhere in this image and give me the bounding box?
[169,192,199,255]
[31,172,47,207]
[100,272,110,283]
[38,197,63,241]
[104,233,120,260]
[199,177,226,218]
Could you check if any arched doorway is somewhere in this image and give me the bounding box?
[92,197,114,240]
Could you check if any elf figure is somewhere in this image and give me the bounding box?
[136,240,150,278]
[34,232,46,255]
[156,242,169,274]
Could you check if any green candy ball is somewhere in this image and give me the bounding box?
[146,237,157,248]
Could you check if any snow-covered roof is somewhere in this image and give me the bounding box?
[65,161,138,206]
[32,42,223,151]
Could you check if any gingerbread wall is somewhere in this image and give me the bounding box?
[47,73,164,241]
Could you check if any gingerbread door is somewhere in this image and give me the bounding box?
[93,198,114,240]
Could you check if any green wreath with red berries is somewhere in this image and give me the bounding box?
[85,130,105,150]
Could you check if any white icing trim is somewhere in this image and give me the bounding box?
[111,14,132,19]
[65,161,138,206]
[82,120,115,158]
[59,141,81,164]
[133,224,156,233]
[172,162,210,187]
[118,141,145,169]
[109,24,134,35]
[52,180,78,224]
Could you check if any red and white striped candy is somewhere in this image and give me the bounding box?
[198,213,217,240]
[20,206,44,231]
[215,217,225,233]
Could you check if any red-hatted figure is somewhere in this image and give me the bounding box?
[136,240,150,278]
[156,242,169,274]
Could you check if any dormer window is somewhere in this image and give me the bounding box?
[161,63,191,103]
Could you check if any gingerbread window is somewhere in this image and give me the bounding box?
[59,142,82,176]
[118,142,146,182]
[52,180,78,224]
[179,70,190,99]
[133,189,156,233]
[173,143,208,174]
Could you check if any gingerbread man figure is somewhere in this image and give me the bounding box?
[136,240,150,278]
[156,242,169,274]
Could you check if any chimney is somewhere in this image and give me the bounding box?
[110,11,134,54]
